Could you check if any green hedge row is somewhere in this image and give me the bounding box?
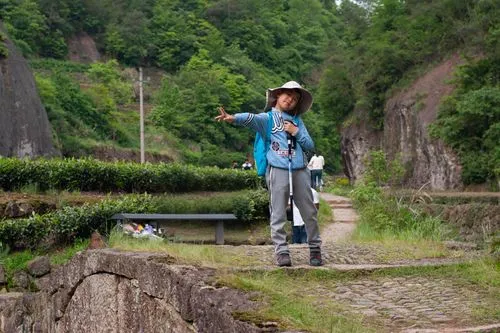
[0,190,270,250]
[0,158,260,193]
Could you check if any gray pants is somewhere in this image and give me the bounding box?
[266,166,322,255]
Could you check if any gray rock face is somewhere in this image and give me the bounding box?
[67,31,100,63]
[341,119,382,186]
[0,250,265,333]
[27,256,51,278]
[341,55,462,190]
[4,201,34,218]
[0,23,59,158]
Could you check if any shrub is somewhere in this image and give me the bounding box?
[335,177,350,187]
[363,150,405,186]
[29,59,89,73]
[351,183,450,241]
[87,60,133,105]
[429,60,500,186]
[0,31,8,58]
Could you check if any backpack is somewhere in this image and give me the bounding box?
[253,111,273,177]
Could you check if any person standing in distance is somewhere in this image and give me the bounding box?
[242,159,253,170]
[215,81,323,267]
[308,152,325,191]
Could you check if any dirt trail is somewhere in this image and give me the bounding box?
[319,192,358,243]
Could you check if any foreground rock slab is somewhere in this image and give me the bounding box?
[0,249,265,333]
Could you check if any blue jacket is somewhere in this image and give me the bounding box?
[234,108,314,170]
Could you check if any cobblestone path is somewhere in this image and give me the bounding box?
[312,275,499,332]
[220,193,499,332]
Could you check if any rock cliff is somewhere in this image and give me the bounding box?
[0,23,59,158]
[0,249,269,333]
[341,55,463,190]
[67,31,100,63]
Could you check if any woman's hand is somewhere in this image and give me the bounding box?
[215,106,235,123]
[284,121,299,136]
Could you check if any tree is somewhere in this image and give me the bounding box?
[104,10,150,66]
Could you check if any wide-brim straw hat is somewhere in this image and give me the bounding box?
[264,81,313,115]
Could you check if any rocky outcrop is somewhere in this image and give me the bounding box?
[0,23,59,158]
[341,55,463,190]
[67,32,100,63]
[0,249,267,333]
[341,119,382,186]
[0,200,55,218]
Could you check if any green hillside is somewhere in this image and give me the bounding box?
[1,0,499,183]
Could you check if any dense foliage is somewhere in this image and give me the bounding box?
[1,0,499,181]
[430,57,500,185]
[0,157,259,193]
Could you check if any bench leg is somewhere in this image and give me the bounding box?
[215,220,224,245]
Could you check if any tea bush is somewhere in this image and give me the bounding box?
[0,190,269,250]
[0,157,260,193]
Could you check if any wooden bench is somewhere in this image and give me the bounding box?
[110,213,238,245]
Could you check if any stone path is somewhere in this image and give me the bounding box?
[319,192,358,243]
[309,275,499,333]
[220,193,499,332]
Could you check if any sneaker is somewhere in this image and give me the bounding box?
[309,249,323,266]
[276,253,292,267]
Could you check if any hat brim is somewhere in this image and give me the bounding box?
[264,83,313,115]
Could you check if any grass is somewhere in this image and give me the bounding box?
[219,269,371,333]
[108,229,262,267]
[317,197,332,227]
[217,258,500,332]
[350,220,458,260]
[50,239,89,266]
[0,250,34,273]
[0,239,90,271]
[0,239,89,288]
[319,185,456,259]
[323,184,353,197]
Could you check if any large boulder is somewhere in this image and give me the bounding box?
[0,22,59,158]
